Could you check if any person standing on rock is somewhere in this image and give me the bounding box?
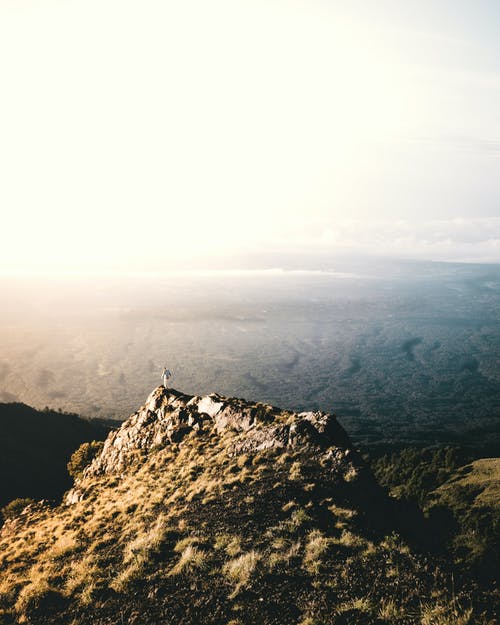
[162,367,172,389]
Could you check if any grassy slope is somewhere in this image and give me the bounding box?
[429,459,500,510]
[425,458,500,584]
[0,418,495,625]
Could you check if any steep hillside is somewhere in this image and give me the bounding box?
[0,388,494,625]
[425,458,500,582]
[0,403,112,509]
[370,447,472,507]
[428,458,500,510]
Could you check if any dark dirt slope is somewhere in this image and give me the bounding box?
[0,388,494,625]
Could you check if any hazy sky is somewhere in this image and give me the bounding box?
[1,0,499,272]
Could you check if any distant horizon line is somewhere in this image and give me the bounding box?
[1,256,500,279]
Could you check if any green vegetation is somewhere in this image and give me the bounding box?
[371,446,469,506]
[1,497,35,521]
[371,447,500,585]
[67,441,104,479]
[426,458,500,582]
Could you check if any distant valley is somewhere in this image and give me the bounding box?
[1,259,500,450]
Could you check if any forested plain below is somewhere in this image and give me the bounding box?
[2,258,500,451]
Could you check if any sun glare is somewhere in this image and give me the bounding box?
[1,0,499,272]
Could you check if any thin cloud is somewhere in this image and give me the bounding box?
[267,218,500,264]
[409,134,500,157]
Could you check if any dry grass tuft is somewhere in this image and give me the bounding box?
[378,598,406,621]
[303,529,331,574]
[214,534,241,557]
[268,539,301,570]
[337,529,369,550]
[223,551,261,596]
[420,600,473,625]
[335,596,373,615]
[288,461,302,481]
[173,535,199,553]
[298,618,321,625]
[287,508,312,531]
[168,545,208,576]
[380,533,411,554]
[65,554,102,603]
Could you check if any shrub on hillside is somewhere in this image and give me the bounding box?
[1,498,35,521]
[67,441,104,479]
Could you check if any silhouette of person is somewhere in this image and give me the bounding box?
[162,367,172,388]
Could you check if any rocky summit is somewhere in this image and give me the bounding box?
[0,388,489,625]
[70,386,356,486]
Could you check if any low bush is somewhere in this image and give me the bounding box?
[67,441,104,480]
[1,498,35,521]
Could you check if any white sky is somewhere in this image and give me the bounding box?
[1,0,499,272]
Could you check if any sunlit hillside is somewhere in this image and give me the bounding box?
[0,388,496,624]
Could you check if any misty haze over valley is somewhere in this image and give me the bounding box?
[2,258,499,449]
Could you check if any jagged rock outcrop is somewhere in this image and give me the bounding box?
[67,386,363,502]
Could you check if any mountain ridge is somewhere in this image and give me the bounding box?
[73,386,355,479]
[0,387,495,625]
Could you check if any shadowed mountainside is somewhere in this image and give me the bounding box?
[0,403,112,509]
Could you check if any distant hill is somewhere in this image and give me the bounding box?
[0,403,112,508]
[428,458,500,511]
[0,387,496,624]
[426,458,500,582]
